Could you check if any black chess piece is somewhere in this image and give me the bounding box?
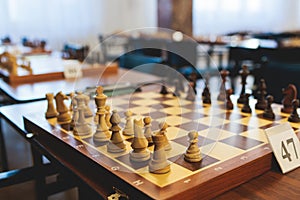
[202,74,211,104]
[202,84,211,104]
[241,93,252,113]
[281,84,297,113]
[255,79,267,110]
[263,95,275,120]
[189,72,198,94]
[237,65,250,104]
[173,79,181,97]
[134,87,142,93]
[225,89,233,110]
[178,77,186,93]
[217,70,229,101]
[186,81,196,101]
[160,84,168,95]
[288,99,300,123]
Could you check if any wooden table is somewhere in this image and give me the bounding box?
[1,94,300,199]
[0,67,162,103]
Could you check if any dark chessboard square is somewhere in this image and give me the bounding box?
[115,103,130,110]
[183,103,205,110]
[257,113,287,121]
[217,112,248,121]
[220,135,263,150]
[117,112,126,119]
[115,103,141,111]
[173,135,215,147]
[117,96,143,103]
[259,122,280,130]
[119,122,125,127]
[147,111,168,119]
[168,154,219,172]
[218,122,251,134]
[177,121,209,132]
[153,96,174,102]
[180,112,207,120]
[115,153,150,170]
[128,96,144,101]
[151,103,172,109]
[149,120,160,130]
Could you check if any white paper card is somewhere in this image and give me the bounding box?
[63,60,82,79]
[265,122,300,173]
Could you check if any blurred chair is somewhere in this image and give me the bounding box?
[118,37,165,76]
[62,43,89,62]
[165,40,198,78]
[99,34,129,63]
[127,37,165,57]
[258,47,300,103]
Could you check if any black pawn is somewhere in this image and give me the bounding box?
[255,79,267,110]
[241,93,252,113]
[135,87,142,93]
[202,84,211,104]
[288,99,300,123]
[160,85,168,95]
[189,72,198,94]
[202,75,211,104]
[217,70,229,101]
[225,89,233,110]
[263,95,275,120]
[237,65,250,104]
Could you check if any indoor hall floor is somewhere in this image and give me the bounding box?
[0,120,79,200]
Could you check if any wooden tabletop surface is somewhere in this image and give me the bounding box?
[1,96,300,199]
[0,68,162,103]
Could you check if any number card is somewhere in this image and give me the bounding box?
[63,60,82,79]
[265,122,300,173]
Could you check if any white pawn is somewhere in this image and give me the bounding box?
[105,105,112,128]
[107,110,126,153]
[143,116,153,145]
[82,92,93,117]
[158,122,171,151]
[129,118,150,162]
[70,96,78,129]
[184,131,202,162]
[73,92,92,136]
[123,110,134,136]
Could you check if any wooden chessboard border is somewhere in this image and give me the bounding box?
[23,113,273,199]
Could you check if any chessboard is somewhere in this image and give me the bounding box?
[23,88,300,199]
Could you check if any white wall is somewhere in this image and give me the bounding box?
[193,0,300,36]
[0,0,157,50]
[2,0,300,50]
